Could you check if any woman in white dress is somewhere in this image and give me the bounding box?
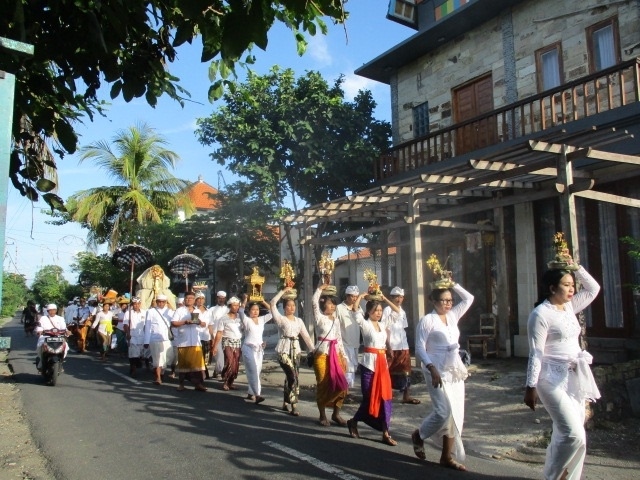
[270,287,315,416]
[524,261,600,480]
[346,294,400,446]
[312,284,349,427]
[412,281,474,471]
[242,300,273,403]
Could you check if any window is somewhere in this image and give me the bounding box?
[387,0,418,29]
[586,17,620,72]
[413,101,429,138]
[535,43,563,92]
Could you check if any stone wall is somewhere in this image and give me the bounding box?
[393,0,640,144]
[592,359,640,421]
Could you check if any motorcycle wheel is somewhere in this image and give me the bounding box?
[48,362,60,386]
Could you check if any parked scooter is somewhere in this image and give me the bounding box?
[39,328,68,386]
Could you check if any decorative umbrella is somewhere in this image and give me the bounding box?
[112,244,154,297]
[168,252,204,292]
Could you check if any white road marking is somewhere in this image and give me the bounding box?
[105,367,141,384]
[264,441,362,480]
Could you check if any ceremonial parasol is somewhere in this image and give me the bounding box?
[168,252,204,292]
[112,244,154,297]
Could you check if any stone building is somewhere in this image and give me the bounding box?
[286,0,640,361]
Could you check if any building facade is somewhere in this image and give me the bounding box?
[287,0,640,361]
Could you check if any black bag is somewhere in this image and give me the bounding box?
[306,352,315,368]
[459,349,471,367]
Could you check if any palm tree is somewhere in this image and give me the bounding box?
[68,122,193,253]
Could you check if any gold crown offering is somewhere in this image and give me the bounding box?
[244,266,266,302]
[547,232,579,271]
[192,281,208,291]
[426,254,455,289]
[280,260,297,299]
[318,250,336,296]
[363,268,382,300]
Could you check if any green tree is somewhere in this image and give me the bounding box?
[1,0,348,211]
[195,67,391,264]
[121,182,280,284]
[70,252,129,294]
[67,123,192,253]
[1,272,28,316]
[30,265,69,308]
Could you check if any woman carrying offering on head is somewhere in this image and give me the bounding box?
[241,299,273,404]
[346,292,400,446]
[270,287,315,416]
[524,233,600,480]
[412,255,474,471]
[311,283,349,427]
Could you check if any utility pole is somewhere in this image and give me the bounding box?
[0,37,34,309]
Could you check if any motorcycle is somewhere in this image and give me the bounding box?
[40,328,68,386]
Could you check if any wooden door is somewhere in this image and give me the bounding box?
[454,74,498,155]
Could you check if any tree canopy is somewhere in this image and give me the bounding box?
[30,265,69,308]
[195,67,391,263]
[66,123,192,253]
[1,0,348,210]
[1,272,28,316]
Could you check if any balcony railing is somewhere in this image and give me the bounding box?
[375,58,640,180]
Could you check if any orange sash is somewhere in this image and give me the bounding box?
[364,347,392,417]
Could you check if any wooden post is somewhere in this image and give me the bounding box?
[408,190,425,364]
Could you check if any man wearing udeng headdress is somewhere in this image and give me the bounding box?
[136,265,176,310]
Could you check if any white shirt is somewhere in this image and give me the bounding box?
[36,314,66,333]
[217,313,244,340]
[242,314,272,348]
[172,306,203,347]
[144,306,173,344]
[382,305,409,350]
[312,288,346,357]
[336,301,361,348]
[415,284,474,382]
[123,309,147,344]
[197,307,213,341]
[91,311,114,335]
[526,267,600,388]
[355,312,388,372]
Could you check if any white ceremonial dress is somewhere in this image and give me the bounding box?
[415,284,474,461]
[526,266,600,480]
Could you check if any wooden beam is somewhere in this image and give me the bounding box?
[528,140,584,154]
[584,148,640,165]
[573,190,640,208]
[418,219,497,230]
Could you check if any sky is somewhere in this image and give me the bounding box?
[3,1,411,286]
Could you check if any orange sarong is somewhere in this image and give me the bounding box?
[365,347,392,417]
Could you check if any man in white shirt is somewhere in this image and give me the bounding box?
[123,296,147,377]
[207,291,229,378]
[35,304,69,370]
[143,295,174,385]
[336,285,362,392]
[383,286,420,404]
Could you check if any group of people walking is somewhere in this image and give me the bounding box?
[28,249,601,479]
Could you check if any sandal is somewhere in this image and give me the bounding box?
[222,385,230,391]
[411,429,426,460]
[282,402,290,412]
[346,419,360,439]
[440,458,466,471]
[382,434,397,446]
[290,408,300,417]
[176,386,186,391]
[194,385,208,392]
[255,396,265,404]
[401,398,421,405]
[318,418,330,427]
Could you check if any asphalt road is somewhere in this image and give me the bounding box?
[6,317,544,480]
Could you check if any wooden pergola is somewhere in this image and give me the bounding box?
[285,125,640,351]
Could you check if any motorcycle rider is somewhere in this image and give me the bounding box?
[35,304,69,370]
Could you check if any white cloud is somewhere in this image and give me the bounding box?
[340,72,377,100]
[306,35,332,67]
